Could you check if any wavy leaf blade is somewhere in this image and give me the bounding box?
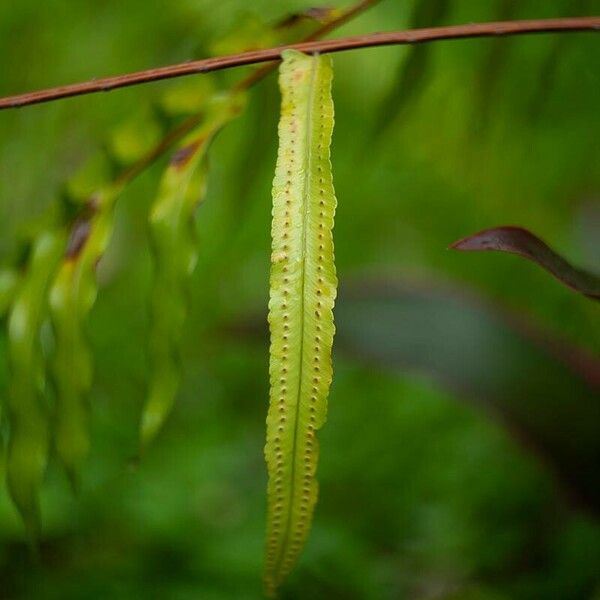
[141,93,245,451]
[7,230,66,540]
[49,189,120,485]
[264,50,337,596]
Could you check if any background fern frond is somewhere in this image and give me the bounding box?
[6,229,66,541]
[141,92,246,451]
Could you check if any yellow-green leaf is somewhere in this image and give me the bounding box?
[141,92,246,451]
[264,50,337,597]
[6,229,66,541]
[49,186,121,486]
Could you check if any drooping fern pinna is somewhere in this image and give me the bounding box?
[7,230,66,541]
[142,92,245,451]
[264,50,337,597]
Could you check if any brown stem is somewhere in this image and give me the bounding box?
[1,17,598,111]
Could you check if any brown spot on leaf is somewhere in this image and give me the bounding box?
[66,218,92,260]
[64,192,101,261]
[170,139,202,170]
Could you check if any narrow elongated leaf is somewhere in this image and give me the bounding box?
[7,230,66,541]
[264,50,337,597]
[49,187,122,485]
[450,226,600,301]
[140,92,246,451]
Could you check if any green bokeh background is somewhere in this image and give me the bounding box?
[0,1,599,598]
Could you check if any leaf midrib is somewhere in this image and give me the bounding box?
[273,55,320,580]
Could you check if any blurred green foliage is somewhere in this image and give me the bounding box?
[0,0,599,598]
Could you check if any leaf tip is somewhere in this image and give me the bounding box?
[450,225,600,301]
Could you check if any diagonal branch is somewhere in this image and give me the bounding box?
[1,16,599,111]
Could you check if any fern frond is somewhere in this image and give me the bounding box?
[7,229,66,540]
[264,50,337,597]
[49,186,121,487]
[140,92,246,451]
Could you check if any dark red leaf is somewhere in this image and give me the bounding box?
[450,226,600,301]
